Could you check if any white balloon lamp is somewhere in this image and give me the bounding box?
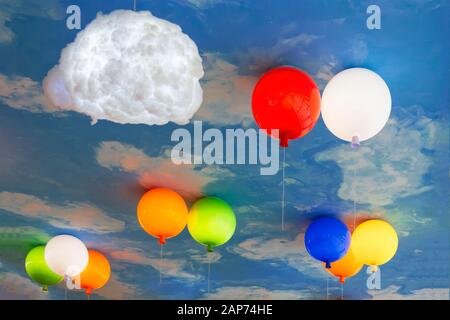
[44,235,89,278]
[321,68,391,146]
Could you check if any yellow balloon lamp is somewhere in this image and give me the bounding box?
[352,219,398,272]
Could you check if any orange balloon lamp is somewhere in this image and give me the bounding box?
[137,188,189,245]
[80,250,111,295]
[323,245,363,284]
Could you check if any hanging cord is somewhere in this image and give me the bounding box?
[326,277,329,300]
[133,0,136,11]
[352,164,357,231]
[281,147,286,231]
[341,283,344,300]
[207,252,211,294]
[159,244,163,285]
[351,139,359,231]
[64,275,69,300]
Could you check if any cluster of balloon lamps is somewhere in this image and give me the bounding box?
[24,189,236,295]
[137,188,236,252]
[136,188,236,292]
[25,235,111,296]
[252,65,397,287]
[304,217,398,284]
[251,66,392,231]
[252,66,391,148]
[23,65,396,296]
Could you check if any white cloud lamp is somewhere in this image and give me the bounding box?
[43,10,204,126]
[321,68,391,147]
[44,235,89,278]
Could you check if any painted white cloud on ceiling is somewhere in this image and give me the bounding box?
[231,233,328,279]
[0,192,124,233]
[0,74,60,113]
[315,111,442,207]
[203,285,313,300]
[0,0,63,44]
[96,141,233,200]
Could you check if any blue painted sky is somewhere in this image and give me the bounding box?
[0,0,448,299]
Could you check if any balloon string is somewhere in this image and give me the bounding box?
[133,0,136,11]
[352,161,356,231]
[159,244,163,285]
[207,252,211,294]
[281,147,286,231]
[341,283,344,300]
[326,277,329,300]
[64,275,69,300]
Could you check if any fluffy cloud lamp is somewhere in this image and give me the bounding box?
[44,235,89,278]
[44,10,204,125]
[321,68,391,146]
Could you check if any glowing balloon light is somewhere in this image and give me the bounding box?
[323,243,363,283]
[321,68,391,146]
[252,66,321,147]
[304,217,351,268]
[252,66,320,231]
[44,235,89,278]
[352,219,398,272]
[137,188,188,245]
[188,197,236,252]
[80,250,111,295]
[25,246,64,291]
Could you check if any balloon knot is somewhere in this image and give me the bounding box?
[280,136,289,148]
[351,136,360,149]
[207,244,214,253]
[86,288,92,296]
[159,236,166,245]
[339,276,345,284]
[371,265,378,273]
[42,285,48,292]
[325,261,331,269]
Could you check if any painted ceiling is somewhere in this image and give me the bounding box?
[0,0,449,300]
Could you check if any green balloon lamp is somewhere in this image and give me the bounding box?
[188,197,236,252]
[25,245,63,291]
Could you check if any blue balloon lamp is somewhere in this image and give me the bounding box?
[304,217,351,268]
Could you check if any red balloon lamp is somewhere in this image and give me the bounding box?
[251,66,321,147]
